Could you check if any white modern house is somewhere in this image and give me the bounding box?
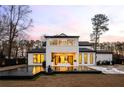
[28,33,113,67]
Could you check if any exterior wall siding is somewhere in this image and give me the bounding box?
[27,36,113,67]
[79,46,93,50]
[96,54,112,62]
[46,38,79,67]
[27,52,112,66]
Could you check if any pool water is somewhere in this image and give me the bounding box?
[0,66,101,79]
[51,66,95,72]
[0,66,45,76]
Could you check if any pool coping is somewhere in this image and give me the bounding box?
[0,71,45,80]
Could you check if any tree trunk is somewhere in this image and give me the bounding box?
[95,31,98,63]
[15,47,18,58]
[22,47,24,57]
[8,39,13,59]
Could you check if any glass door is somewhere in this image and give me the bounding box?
[68,56,73,65]
[55,56,59,65]
[84,53,88,64]
[52,53,75,66]
[60,55,65,63]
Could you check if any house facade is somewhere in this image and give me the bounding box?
[28,33,113,67]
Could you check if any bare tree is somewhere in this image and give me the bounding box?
[0,15,8,40]
[1,5,32,59]
[0,7,9,56]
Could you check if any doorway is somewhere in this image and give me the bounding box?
[51,53,75,66]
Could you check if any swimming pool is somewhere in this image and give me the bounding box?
[0,66,101,79]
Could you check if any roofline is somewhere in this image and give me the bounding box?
[27,52,46,53]
[79,51,95,52]
[28,51,112,54]
[96,52,113,54]
[44,36,79,38]
[79,45,92,46]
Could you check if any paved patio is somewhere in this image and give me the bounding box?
[89,65,124,74]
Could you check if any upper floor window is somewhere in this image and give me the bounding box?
[49,39,75,46]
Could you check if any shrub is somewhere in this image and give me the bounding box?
[112,60,115,65]
[97,60,111,65]
[96,61,100,65]
[42,61,46,68]
[0,58,27,67]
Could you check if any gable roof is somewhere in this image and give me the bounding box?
[58,33,67,36]
[45,33,79,38]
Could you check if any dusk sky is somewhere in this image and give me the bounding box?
[28,5,124,42]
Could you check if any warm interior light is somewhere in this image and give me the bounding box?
[79,53,82,64]
[52,52,76,65]
[84,53,88,64]
[33,54,44,63]
[90,53,93,64]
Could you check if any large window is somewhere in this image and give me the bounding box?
[84,53,88,64]
[49,39,75,46]
[33,54,44,63]
[79,53,82,64]
[51,53,75,65]
[90,53,93,64]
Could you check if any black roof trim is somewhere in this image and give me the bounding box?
[28,48,112,54]
[79,48,95,52]
[79,41,92,46]
[45,33,79,38]
[45,36,79,38]
[96,50,113,54]
[28,48,46,53]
